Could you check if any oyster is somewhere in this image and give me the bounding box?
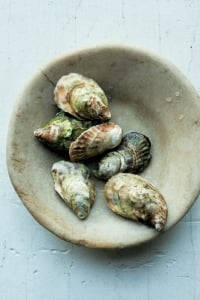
[54,73,111,121]
[34,111,94,153]
[104,173,168,231]
[69,122,123,162]
[51,161,95,219]
[93,131,151,180]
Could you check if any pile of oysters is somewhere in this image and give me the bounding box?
[34,73,168,231]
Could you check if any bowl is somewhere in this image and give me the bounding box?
[7,45,200,249]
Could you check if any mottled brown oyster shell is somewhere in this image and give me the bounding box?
[54,73,111,121]
[69,122,123,162]
[34,111,94,154]
[104,173,168,231]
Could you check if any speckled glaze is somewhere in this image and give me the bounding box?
[6,45,200,249]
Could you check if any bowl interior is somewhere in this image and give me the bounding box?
[7,46,200,248]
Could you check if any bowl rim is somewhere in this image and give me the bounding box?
[6,44,200,249]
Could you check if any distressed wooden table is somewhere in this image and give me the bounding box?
[1,1,200,299]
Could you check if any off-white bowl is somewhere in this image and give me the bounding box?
[7,45,200,248]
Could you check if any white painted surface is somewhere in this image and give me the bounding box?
[1,0,200,299]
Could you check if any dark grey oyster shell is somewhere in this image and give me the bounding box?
[93,131,151,180]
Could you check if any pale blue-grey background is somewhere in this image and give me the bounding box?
[0,1,200,299]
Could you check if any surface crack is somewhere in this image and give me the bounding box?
[40,69,56,87]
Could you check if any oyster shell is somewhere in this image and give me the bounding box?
[69,122,123,162]
[34,111,94,154]
[104,173,168,231]
[54,73,111,121]
[93,131,151,180]
[51,161,95,219]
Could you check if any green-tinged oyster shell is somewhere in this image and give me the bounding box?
[104,173,168,231]
[69,122,123,162]
[54,73,111,121]
[51,161,95,219]
[93,131,151,180]
[34,111,94,154]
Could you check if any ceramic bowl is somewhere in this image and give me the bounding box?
[7,45,200,248]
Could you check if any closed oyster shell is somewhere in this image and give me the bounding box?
[122,132,151,172]
[104,173,168,231]
[69,122,123,162]
[51,161,95,219]
[34,111,94,154]
[93,149,133,180]
[54,73,111,121]
[93,131,151,180]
